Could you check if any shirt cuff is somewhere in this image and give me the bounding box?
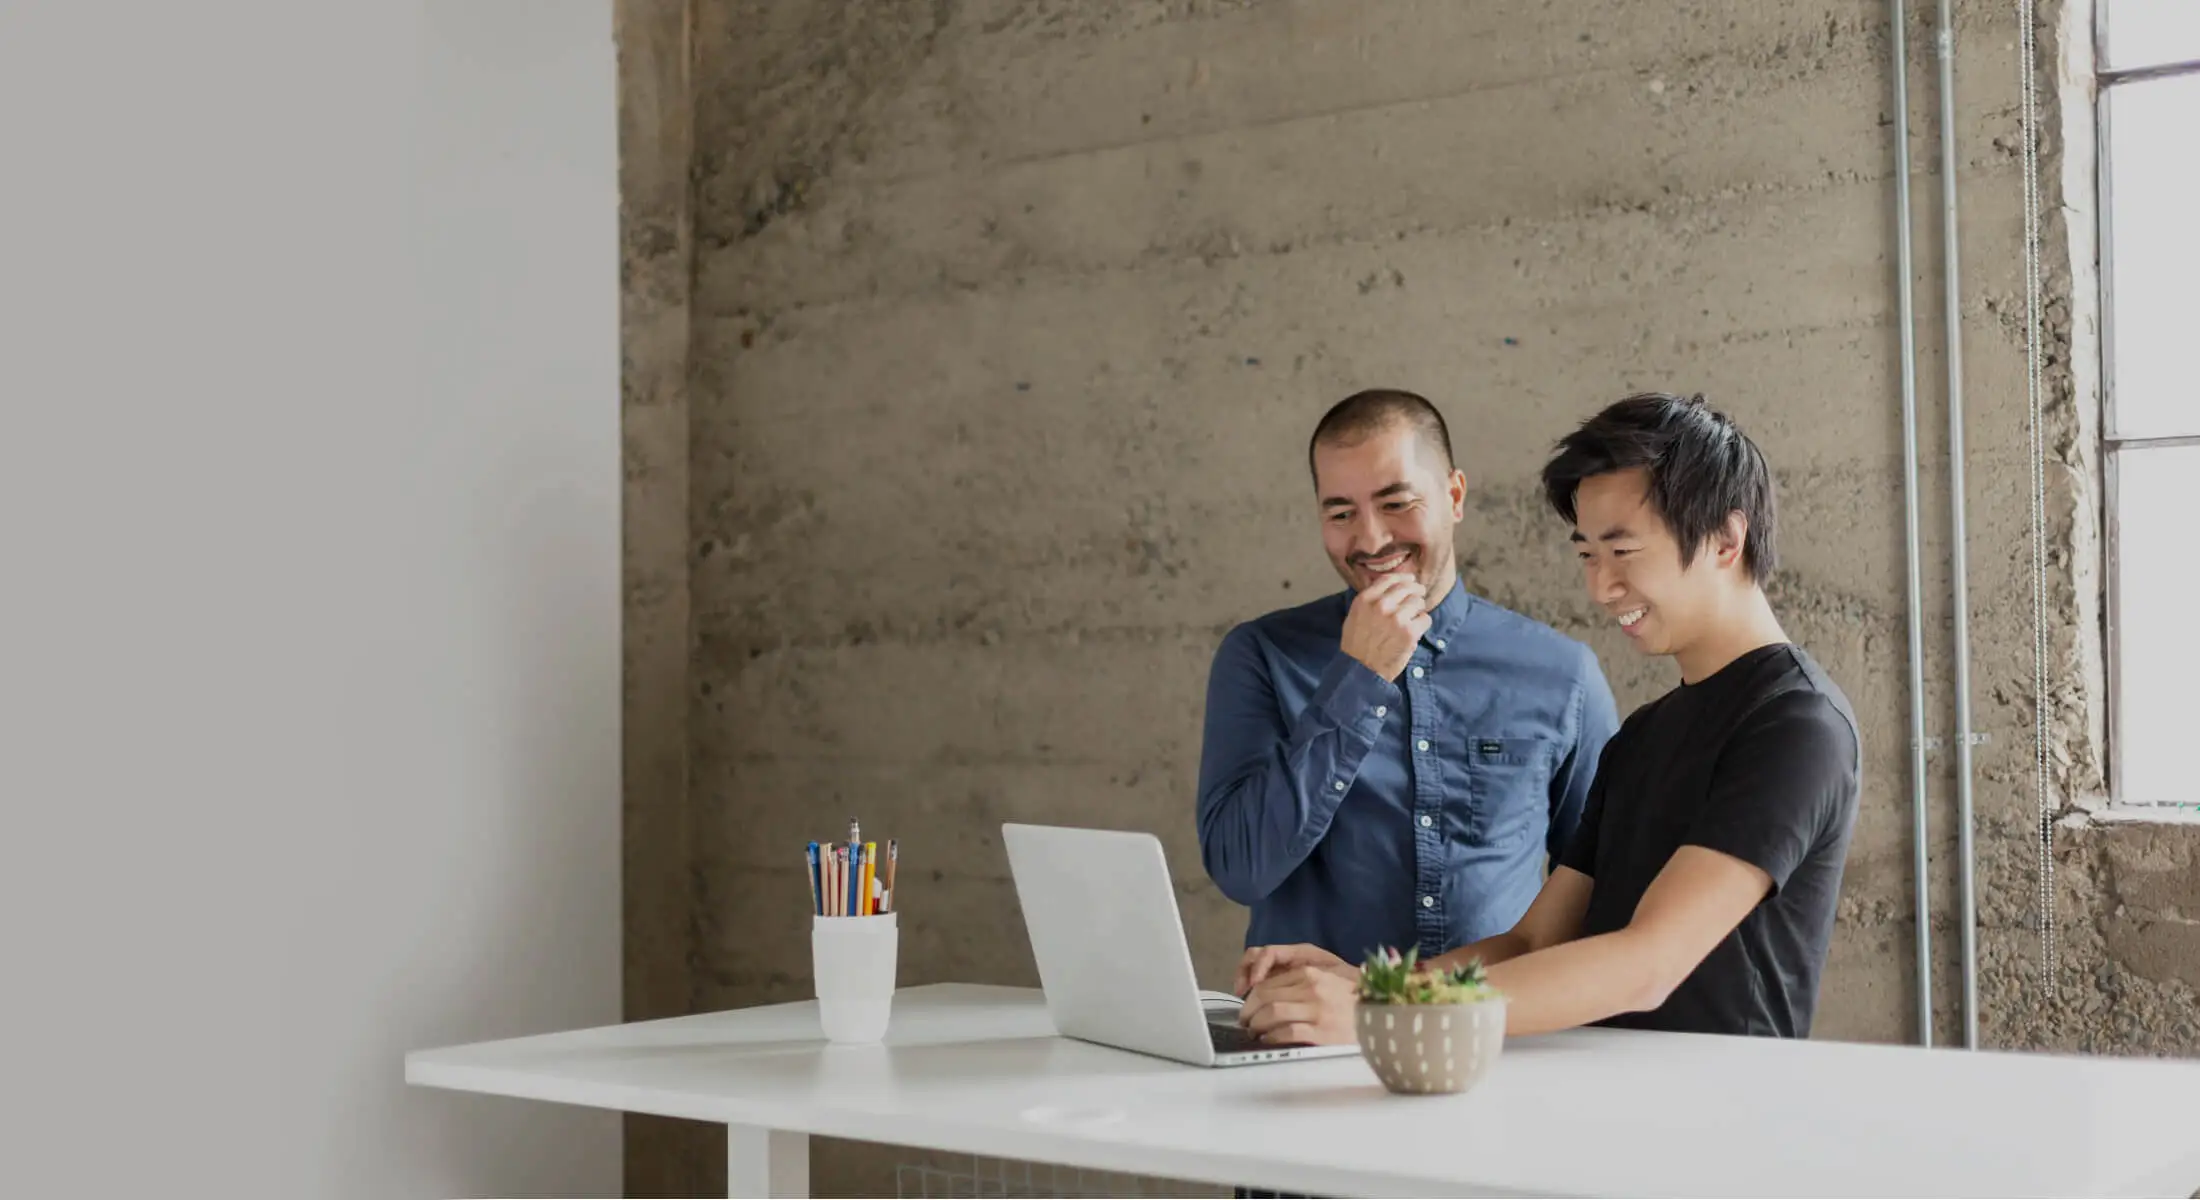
[1313,653,1401,735]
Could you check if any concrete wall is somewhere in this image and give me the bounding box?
[618,0,2200,1193]
[8,3,623,1195]
[617,0,713,1188]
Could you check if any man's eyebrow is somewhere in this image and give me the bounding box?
[1320,481,1416,508]
[1568,525,1636,544]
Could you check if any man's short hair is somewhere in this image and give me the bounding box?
[1307,389,1456,485]
[1540,392,1778,583]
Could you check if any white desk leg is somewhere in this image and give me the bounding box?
[726,1123,808,1198]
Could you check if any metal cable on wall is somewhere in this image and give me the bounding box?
[2017,0,2057,994]
[1932,0,1984,1052]
[1892,0,2065,1039]
[1887,0,1935,1049]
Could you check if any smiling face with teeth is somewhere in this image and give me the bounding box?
[1569,467,1755,674]
[1312,418,1467,602]
[1542,392,1789,684]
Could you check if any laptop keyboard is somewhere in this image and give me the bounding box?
[1209,1020,1264,1053]
[1209,1014,1316,1053]
[1204,995,1312,1054]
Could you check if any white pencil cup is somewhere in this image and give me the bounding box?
[811,911,898,1043]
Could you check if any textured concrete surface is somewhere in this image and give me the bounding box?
[616,1,721,1194]
[619,0,2200,1194]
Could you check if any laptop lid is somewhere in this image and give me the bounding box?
[1001,822,1215,1066]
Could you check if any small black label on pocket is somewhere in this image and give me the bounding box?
[1478,739,1505,755]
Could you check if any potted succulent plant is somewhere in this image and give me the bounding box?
[1353,947,1507,1095]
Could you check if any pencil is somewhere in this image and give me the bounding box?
[805,842,820,916]
[861,842,876,916]
[884,839,897,914]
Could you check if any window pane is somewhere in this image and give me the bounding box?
[2104,0,2200,71]
[2105,75,2200,440]
[2114,445,2200,804]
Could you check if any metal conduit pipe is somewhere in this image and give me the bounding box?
[1935,0,1981,1052]
[1888,0,1934,1049]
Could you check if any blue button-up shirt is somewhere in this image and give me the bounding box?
[1196,579,1619,964]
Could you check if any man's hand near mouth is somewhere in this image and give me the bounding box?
[1340,573,1431,681]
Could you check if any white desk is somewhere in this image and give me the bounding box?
[406,982,2200,1198]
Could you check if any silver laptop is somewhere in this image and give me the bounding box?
[1001,822,1359,1067]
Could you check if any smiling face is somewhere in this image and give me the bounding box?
[1312,419,1467,599]
[1569,467,1749,662]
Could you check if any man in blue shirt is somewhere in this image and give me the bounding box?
[1196,389,1620,974]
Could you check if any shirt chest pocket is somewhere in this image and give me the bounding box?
[1464,735,1554,848]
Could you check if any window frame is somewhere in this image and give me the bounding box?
[2095,2,2200,808]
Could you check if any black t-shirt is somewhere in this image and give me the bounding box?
[1559,642,1860,1038]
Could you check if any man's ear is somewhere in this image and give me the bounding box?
[1447,468,1467,521]
[1713,510,1749,569]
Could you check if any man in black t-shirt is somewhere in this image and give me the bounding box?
[1236,391,1861,1043]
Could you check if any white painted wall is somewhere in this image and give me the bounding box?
[1,3,621,1194]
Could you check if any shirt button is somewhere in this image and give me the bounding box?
[1419,815,1433,828]
[1436,639,1447,650]
[1333,780,1346,792]
[1417,738,1430,752]
[1373,705,1387,718]
[1421,895,1435,909]
[1411,666,1425,679]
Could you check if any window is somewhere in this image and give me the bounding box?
[2098,1,2200,807]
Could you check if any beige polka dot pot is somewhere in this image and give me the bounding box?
[1354,998,1506,1095]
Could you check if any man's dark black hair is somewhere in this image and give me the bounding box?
[1540,392,1778,582]
[1307,389,1456,485]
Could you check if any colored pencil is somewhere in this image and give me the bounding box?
[810,825,903,917]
